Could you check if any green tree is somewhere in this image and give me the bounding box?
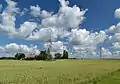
[35,49,52,60]
[62,50,68,59]
[15,53,25,60]
[54,53,62,59]
[40,51,47,60]
[35,51,46,60]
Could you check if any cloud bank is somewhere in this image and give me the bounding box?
[0,43,40,57]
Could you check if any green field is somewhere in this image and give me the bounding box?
[0,60,120,84]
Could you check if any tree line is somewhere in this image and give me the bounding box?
[0,48,69,60]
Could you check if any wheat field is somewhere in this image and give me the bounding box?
[0,59,120,84]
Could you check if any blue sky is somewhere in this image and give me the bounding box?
[0,0,120,57]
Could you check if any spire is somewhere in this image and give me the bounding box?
[100,46,102,59]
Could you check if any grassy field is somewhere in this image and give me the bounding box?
[0,60,120,84]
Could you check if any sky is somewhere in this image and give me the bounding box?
[0,0,120,58]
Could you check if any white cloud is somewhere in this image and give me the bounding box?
[59,0,69,7]
[0,0,38,39]
[26,27,58,42]
[69,29,106,46]
[0,0,39,39]
[0,0,19,35]
[41,10,52,18]
[44,41,67,55]
[0,43,40,57]
[57,28,71,38]
[112,42,120,49]
[69,29,106,58]
[69,29,90,45]
[27,0,88,44]
[115,8,120,19]
[105,21,120,58]
[16,21,37,38]
[106,9,120,48]
[101,47,112,58]
[103,44,120,58]
[106,23,120,42]
[108,36,113,40]
[41,0,88,29]
[105,25,116,34]
[30,5,41,17]
[30,5,52,18]
[20,8,28,16]
[27,27,71,42]
[71,45,97,58]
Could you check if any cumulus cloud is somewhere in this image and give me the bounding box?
[27,0,88,42]
[26,27,58,42]
[0,43,40,57]
[104,21,120,58]
[105,9,120,45]
[112,42,120,50]
[30,5,52,18]
[30,5,41,17]
[69,29,90,45]
[0,0,19,35]
[41,10,52,18]
[115,8,120,19]
[16,21,38,38]
[41,1,88,29]
[106,23,120,42]
[69,29,106,46]
[44,41,67,56]
[105,25,116,34]
[20,8,28,16]
[71,45,97,58]
[69,29,107,58]
[0,0,88,42]
[101,47,112,58]
[0,0,38,39]
[0,0,88,40]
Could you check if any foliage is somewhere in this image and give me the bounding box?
[54,53,62,59]
[15,53,25,60]
[62,50,68,59]
[13,49,69,60]
[35,49,52,60]
[0,57,15,60]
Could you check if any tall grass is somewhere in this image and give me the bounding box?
[0,60,120,84]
